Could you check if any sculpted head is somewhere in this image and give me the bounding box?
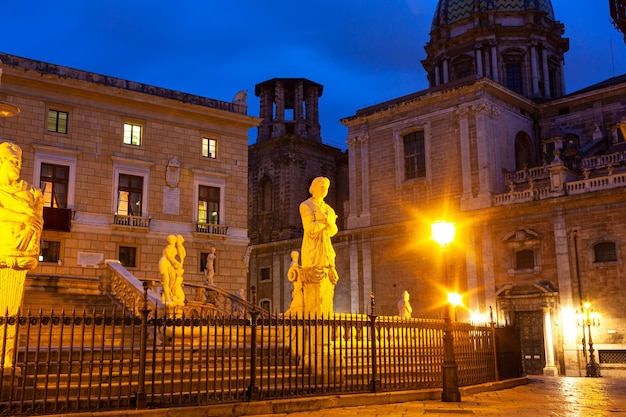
[309,176,330,200]
[0,142,23,184]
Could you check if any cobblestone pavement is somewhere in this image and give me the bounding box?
[243,376,626,417]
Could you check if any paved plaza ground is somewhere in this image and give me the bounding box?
[242,376,626,417]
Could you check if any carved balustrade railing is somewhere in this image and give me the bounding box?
[195,222,228,236]
[105,260,163,315]
[113,214,151,228]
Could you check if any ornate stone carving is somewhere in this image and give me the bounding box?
[165,157,180,188]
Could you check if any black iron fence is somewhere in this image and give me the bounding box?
[0,297,499,415]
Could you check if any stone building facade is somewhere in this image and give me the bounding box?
[0,53,259,298]
[339,0,626,377]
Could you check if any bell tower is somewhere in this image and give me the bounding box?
[255,78,322,143]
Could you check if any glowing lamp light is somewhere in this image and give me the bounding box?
[447,292,462,307]
[431,221,455,248]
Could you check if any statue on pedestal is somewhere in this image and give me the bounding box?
[286,177,339,316]
[0,142,44,367]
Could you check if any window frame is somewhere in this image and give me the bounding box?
[259,266,271,282]
[33,145,79,209]
[394,125,431,188]
[111,158,152,217]
[40,240,62,263]
[123,122,143,147]
[592,240,619,265]
[47,109,69,134]
[40,163,70,209]
[201,137,218,159]
[192,172,226,225]
[118,245,138,268]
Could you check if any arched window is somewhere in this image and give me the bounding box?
[514,132,535,170]
[594,242,617,263]
[260,176,273,213]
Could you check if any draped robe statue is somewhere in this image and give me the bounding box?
[286,177,339,316]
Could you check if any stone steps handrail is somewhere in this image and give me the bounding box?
[105,260,163,315]
[185,282,274,319]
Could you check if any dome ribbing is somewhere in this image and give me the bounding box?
[432,0,555,27]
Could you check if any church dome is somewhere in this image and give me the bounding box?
[432,0,555,27]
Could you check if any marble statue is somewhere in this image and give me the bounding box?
[397,290,413,319]
[204,246,216,284]
[285,251,303,315]
[159,235,185,308]
[0,141,44,367]
[286,177,339,316]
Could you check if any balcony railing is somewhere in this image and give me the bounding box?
[113,214,151,229]
[195,222,228,236]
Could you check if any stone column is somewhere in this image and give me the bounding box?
[435,63,441,86]
[347,135,359,229]
[490,43,499,83]
[349,239,360,314]
[456,106,472,202]
[359,134,370,225]
[294,80,306,137]
[542,306,559,376]
[271,81,286,138]
[530,42,540,96]
[475,45,484,77]
[542,44,551,98]
[442,57,449,84]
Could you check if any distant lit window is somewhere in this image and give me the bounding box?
[594,242,617,263]
[123,123,142,146]
[403,131,426,180]
[202,137,217,158]
[515,250,535,270]
[117,174,143,216]
[40,240,61,263]
[118,246,137,268]
[47,110,68,134]
[198,185,220,224]
[40,163,69,208]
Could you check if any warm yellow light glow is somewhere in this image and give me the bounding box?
[432,221,455,248]
[469,311,488,323]
[447,292,462,306]
[583,301,591,309]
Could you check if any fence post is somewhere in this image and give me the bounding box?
[368,292,381,392]
[247,286,260,400]
[490,306,499,381]
[135,281,150,409]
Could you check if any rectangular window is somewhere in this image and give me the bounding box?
[40,240,61,262]
[40,163,69,208]
[202,137,217,159]
[117,174,143,216]
[506,64,523,94]
[118,246,137,268]
[260,267,271,282]
[403,131,426,180]
[47,110,68,134]
[123,123,142,146]
[198,185,220,224]
[594,242,617,263]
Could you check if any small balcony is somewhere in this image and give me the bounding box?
[113,214,151,232]
[195,222,228,237]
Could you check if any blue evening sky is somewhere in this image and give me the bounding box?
[2,0,625,150]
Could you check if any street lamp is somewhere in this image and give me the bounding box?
[577,302,601,377]
[431,221,461,402]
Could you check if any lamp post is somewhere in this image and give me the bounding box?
[431,221,461,402]
[577,302,601,377]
